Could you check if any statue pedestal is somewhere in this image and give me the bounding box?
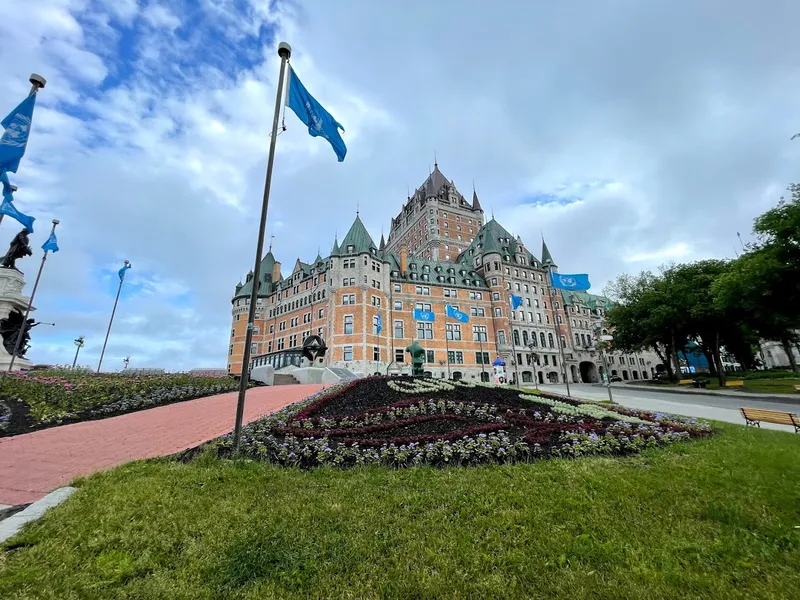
[0,268,33,371]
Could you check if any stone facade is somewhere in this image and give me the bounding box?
[228,164,664,381]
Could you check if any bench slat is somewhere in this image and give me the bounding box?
[740,408,798,426]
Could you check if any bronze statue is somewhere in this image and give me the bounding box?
[1,229,33,270]
[0,309,36,357]
[405,340,426,377]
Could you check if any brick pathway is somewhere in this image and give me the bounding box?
[0,384,325,505]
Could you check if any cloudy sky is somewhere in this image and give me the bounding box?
[2,0,798,371]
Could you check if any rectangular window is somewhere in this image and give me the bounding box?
[470,307,486,317]
[417,322,433,339]
[231,328,235,338]
[278,337,285,350]
[415,302,432,312]
[395,349,404,363]
[371,295,381,306]
[415,285,431,296]
[494,307,502,317]
[373,316,381,335]
[343,346,353,361]
[394,320,404,338]
[492,292,500,301]
[289,334,297,347]
[469,291,483,300]
[475,351,490,364]
[372,280,381,289]
[229,344,233,356]
[290,317,298,327]
[394,300,402,310]
[472,325,488,342]
[444,288,457,298]
[446,324,462,341]
[344,315,354,334]
[279,321,286,331]
[318,308,324,318]
[498,330,506,345]
[267,341,273,353]
[373,346,380,361]
[426,350,435,363]
[394,283,401,293]
[537,313,542,323]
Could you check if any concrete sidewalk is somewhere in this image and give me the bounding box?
[607,382,800,405]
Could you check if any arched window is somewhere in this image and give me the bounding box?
[548,333,555,348]
[540,332,546,347]
[522,330,529,345]
[513,329,520,346]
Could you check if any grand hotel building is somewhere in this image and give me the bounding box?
[228,164,662,383]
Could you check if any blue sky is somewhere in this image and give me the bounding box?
[2,0,799,370]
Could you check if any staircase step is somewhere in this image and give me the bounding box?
[273,374,300,385]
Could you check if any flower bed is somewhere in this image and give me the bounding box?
[218,376,711,468]
[0,368,240,436]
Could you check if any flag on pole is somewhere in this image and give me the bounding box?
[0,94,37,175]
[118,263,131,281]
[0,174,35,232]
[413,308,435,322]
[41,230,59,253]
[445,305,470,323]
[510,294,524,310]
[550,272,591,291]
[286,66,347,162]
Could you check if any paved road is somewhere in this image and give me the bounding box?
[534,383,799,433]
[0,384,325,506]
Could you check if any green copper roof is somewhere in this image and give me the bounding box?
[457,217,540,268]
[541,239,556,266]
[561,290,612,310]
[340,215,377,254]
[232,251,281,301]
[386,253,490,289]
[330,237,340,256]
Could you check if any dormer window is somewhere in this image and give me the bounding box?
[347,245,355,253]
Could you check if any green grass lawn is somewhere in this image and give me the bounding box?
[2,424,799,599]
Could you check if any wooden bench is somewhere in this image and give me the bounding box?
[726,380,744,387]
[740,408,800,433]
[794,385,800,393]
[679,379,693,385]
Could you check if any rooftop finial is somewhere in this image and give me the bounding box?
[356,201,359,217]
[434,150,438,168]
[268,234,275,253]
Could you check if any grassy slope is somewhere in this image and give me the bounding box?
[2,424,799,600]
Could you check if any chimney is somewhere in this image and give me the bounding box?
[400,244,408,275]
[272,261,281,282]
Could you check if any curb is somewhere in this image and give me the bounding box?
[599,384,800,406]
[0,487,76,544]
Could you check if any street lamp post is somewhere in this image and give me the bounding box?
[477,328,486,381]
[527,343,539,390]
[72,335,85,368]
[598,334,615,403]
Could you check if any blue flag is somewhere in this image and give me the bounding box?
[41,231,59,253]
[550,272,591,291]
[286,66,347,162]
[446,305,469,323]
[413,308,435,322]
[118,263,131,281]
[0,94,37,175]
[0,180,35,233]
[376,313,383,334]
[510,294,523,310]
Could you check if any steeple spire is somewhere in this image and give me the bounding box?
[541,236,557,267]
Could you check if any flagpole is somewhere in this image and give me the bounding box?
[5,219,58,373]
[232,41,292,453]
[509,299,521,387]
[97,260,129,373]
[0,184,16,228]
[442,303,452,379]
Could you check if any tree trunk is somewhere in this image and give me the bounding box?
[781,338,799,371]
[712,330,726,386]
[670,328,683,380]
[659,344,674,379]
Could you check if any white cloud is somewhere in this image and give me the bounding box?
[142,3,181,32]
[2,0,800,369]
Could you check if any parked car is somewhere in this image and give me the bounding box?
[609,375,622,382]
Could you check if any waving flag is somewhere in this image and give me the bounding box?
[510,294,524,310]
[41,231,59,253]
[550,272,591,291]
[0,176,35,232]
[118,262,131,281]
[376,313,383,334]
[286,66,347,162]
[446,305,469,323]
[0,94,37,175]
[413,308,435,322]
